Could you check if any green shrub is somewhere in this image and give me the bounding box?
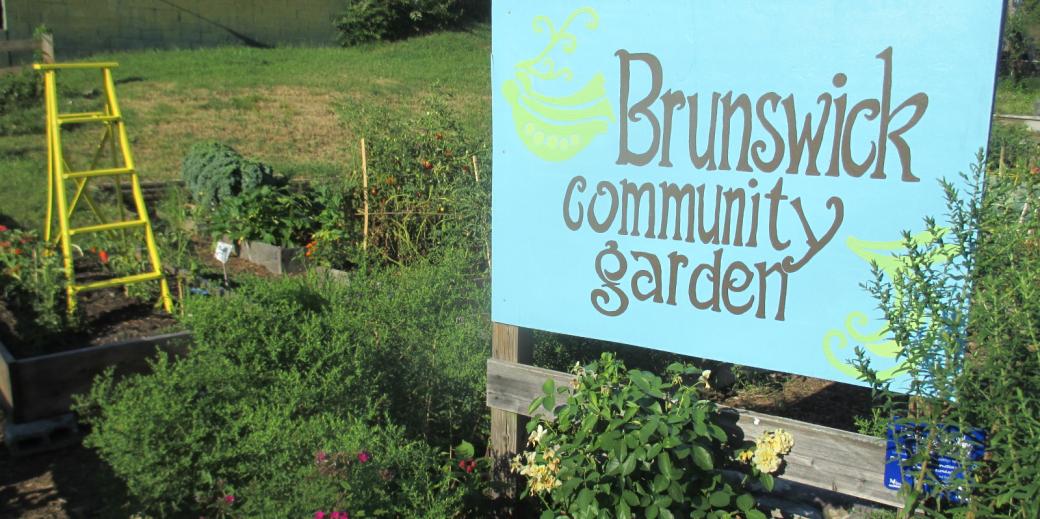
[0,225,68,344]
[181,142,275,208]
[0,70,45,136]
[74,250,490,515]
[334,0,481,46]
[989,121,1040,172]
[519,353,782,519]
[953,172,1040,518]
[853,159,1040,517]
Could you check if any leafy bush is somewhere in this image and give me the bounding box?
[0,225,67,339]
[334,0,484,46]
[0,70,45,136]
[75,249,490,515]
[854,159,1040,517]
[519,353,783,519]
[181,142,276,208]
[989,121,1040,172]
[207,184,316,247]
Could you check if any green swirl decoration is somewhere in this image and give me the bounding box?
[503,7,615,162]
[823,230,957,381]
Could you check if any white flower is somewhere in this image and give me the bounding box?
[528,424,547,447]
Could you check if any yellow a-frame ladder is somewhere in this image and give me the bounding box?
[34,62,172,313]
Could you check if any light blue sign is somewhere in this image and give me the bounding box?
[491,1,1004,386]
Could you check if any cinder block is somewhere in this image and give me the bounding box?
[4,413,80,456]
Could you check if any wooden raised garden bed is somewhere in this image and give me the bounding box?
[0,331,191,423]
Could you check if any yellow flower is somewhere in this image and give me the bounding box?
[510,454,524,473]
[757,429,795,456]
[752,445,781,473]
[737,449,754,464]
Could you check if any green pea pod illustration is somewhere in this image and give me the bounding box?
[823,231,957,381]
[503,7,615,162]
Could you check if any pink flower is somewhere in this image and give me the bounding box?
[0,225,7,232]
[315,450,328,464]
[357,451,370,464]
[314,512,326,519]
[224,495,235,504]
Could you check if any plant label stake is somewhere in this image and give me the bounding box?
[214,241,234,286]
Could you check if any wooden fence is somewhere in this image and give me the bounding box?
[486,323,902,509]
[0,33,54,72]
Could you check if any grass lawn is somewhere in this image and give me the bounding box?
[995,76,1040,115]
[0,26,490,229]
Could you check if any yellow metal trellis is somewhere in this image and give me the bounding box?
[33,61,172,313]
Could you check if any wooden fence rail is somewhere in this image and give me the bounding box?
[486,324,901,509]
[0,33,54,73]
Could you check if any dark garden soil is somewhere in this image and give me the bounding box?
[0,238,274,360]
[719,375,875,432]
[0,432,131,519]
[0,286,179,360]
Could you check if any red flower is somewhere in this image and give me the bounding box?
[224,495,235,504]
[357,451,370,464]
[0,225,7,232]
[12,248,21,255]
[99,250,109,264]
[458,459,476,473]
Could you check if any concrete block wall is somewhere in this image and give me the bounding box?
[1,0,342,57]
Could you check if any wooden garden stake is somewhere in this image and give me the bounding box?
[40,33,55,64]
[472,155,480,182]
[361,138,369,251]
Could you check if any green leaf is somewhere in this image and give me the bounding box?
[652,473,669,493]
[617,499,631,519]
[605,456,622,476]
[745,510,767,519]
[621,451,638,476]
[759,473,774,492]
[543,378,556,397]
[658,509,674,519]
[736,493,755,512]
[456,440,475,459]
[646,503,659,519]
[708,490,731,508]
[691,444,713,470]
[622,490,639,506]
[657,452,675,480]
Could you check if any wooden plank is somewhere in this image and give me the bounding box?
[486,358,900,508]
[489,324,534,500]
[9,331,192,422]
[0,39,40,53]
[40,34,54,64]
[0,342,16,418]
